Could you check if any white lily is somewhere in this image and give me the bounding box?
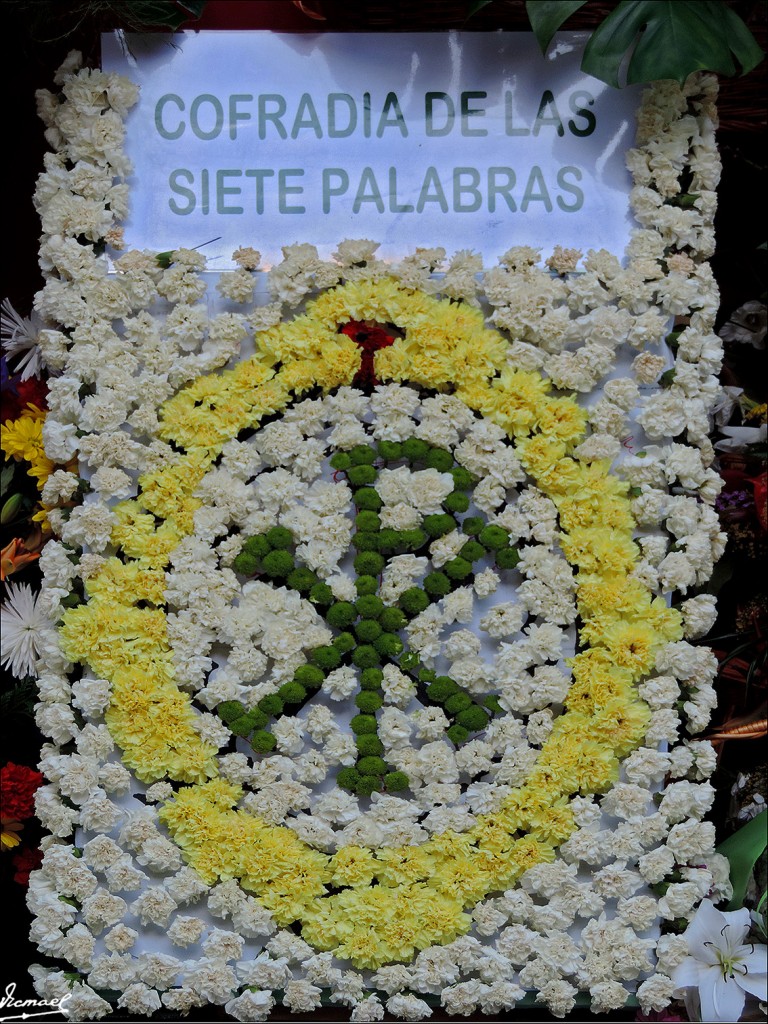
[671,899,768,1022]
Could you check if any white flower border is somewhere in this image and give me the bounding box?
[24,51,729,1022]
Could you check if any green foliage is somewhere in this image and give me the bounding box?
[232,551,259,576]
[350,714,378,734]
[330,452,352,470]
[377,440,403,460]
[243,535,270,559]
[0,678,37,717]
[384,771,410,792]
[717,810,768,911]
[424,571,451,597]
[347,464,377,486]
[355,511,381,532]
[355,618,383,642]
[425,448,454,471]
[229,711,258,738]
[309,582,334,606]
[426,677,460,703]
[352,645,381,669]
[402,438,430,462]
[586,1,763,86]
[357,756,387,777]
[286,567,318,593]
[526,0,764,88]
[355,775,383,796]
[0,465,16,498]
[460,540,486,562]
[479,525,509,551]
[355,690,383,712]
[462,516,485,536]
[216,700,245,725]
[277,682,307,704]
[350,445,377,465]
[354,551,385,575]
[354,487,382,511]
[337,767,360,791]
[356,733,384,756]
[310,645,342,670]
[496,546,521,570]
[248,709,269,731]
[376,530,400,555]
[450,467,475,491]
[332,631,356,653]
[373,632,403,657]
[250,729,277,754]
[445,692,473,715]
[396,528,425,551]
[360,668,384,688]
[444,491,469,513]
[399,651,421,671]
[484,694,504,715]
[13,0,208,39]
[526,0,587,49]
[445,556,472,580]
[423,513,457,538]
[257,694,283,716]
[355,575,379,595]
[379,607,406,632]
[326,601,357,629]
[355,595,384,618]
[446,723,469,745]
[261,549,294,578]
[456,705,489,732]
[265,526,293,550]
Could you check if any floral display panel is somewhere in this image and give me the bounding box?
[23,51,731,1022]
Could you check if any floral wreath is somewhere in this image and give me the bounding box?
[15,50,734,1023]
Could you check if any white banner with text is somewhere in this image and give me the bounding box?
[102,30,641,268]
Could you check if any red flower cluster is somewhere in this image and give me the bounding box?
[12,846,43,886]
[2,375,48,422]
[339,321,396,389]
[0,762,43,820]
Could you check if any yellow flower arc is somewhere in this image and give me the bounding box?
[58,278,683,968]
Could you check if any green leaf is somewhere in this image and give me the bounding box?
[582,1,764,88]
[668,193,700,208]
[717,810,768,911]
[718,3,766,77]
[0,463,15,497]
[466,0,494,17]
[706,553,734,596]
[526,1,587,53]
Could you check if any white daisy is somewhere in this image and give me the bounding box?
[0,583,53,678]
[1,298,45,380]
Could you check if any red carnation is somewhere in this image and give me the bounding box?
[0,762,44,820]
[340,321,396,388]
[12,845,43,886]
[2,376,49,421]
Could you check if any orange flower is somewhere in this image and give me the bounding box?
[0,537,41,581]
